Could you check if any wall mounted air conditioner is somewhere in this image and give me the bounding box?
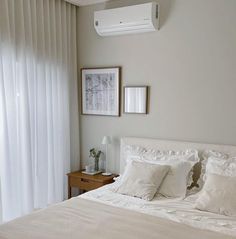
[94,2,159,37]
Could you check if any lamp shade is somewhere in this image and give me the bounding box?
[102,136,112,145]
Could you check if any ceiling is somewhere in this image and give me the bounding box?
[65,0,111,6]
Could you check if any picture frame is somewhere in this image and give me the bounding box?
[123,86,148,114]
[81,67,121,116]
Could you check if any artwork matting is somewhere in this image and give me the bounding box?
[81,67,121,116]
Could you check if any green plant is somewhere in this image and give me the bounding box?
[89,148,102,171]
[89,148,102,159]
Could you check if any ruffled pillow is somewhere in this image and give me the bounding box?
[198,150,229,189]
[123,145,200,198]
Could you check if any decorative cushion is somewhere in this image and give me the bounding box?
[195,173,236,216]
[114,160,169,201]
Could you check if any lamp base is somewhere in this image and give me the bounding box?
[102,172,112,176]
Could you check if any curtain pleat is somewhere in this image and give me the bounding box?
[0,0,79,222]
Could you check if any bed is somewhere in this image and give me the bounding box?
[0,137,236,239]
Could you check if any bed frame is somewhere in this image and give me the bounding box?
[120,137,236,184]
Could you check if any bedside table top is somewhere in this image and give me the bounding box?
[67,171,118,183]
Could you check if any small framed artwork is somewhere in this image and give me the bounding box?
[124,86,148,114]
[81,67,121,116]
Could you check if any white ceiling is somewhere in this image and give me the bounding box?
[65,0,110,6]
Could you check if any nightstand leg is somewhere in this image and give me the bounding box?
[68,185,71,199]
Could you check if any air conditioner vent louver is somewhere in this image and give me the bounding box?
[94,2,159,37]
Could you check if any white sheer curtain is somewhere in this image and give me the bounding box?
[0,0,79,222]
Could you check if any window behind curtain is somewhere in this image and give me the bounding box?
[0,0,79,222]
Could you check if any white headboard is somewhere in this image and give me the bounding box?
[120,137,236,174]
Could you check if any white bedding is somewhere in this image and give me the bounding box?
[1,196,233,239]
[81,183,236,237]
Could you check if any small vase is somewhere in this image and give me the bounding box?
[94,157,99,171]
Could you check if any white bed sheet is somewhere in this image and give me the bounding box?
[80,183,236,237]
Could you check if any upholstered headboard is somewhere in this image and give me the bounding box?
[120,137,236,184]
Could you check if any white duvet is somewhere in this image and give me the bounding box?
[81,183,236,237]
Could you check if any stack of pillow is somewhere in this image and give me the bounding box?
[113,146,236,217]
[195,150,236,216]
[113,146,200,200]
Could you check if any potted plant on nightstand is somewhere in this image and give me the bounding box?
[89,148,102,172]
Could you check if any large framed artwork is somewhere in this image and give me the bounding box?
[81,67,121,116]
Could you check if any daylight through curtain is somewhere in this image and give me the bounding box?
[0,0,79,222]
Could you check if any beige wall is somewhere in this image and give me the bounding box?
[77,0,236,172]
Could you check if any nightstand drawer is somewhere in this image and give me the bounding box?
[69,177,104,191]
[67,171,117,198]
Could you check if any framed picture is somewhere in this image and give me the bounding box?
[81,67,121,116]
[124,86,148,114]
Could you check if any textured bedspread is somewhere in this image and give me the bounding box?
[0,197,235,239]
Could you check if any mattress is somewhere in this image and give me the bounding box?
[81,183,236,237]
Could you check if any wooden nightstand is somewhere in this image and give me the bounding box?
[67,171,116,199]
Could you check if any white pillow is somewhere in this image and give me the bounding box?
[199,150,229,188]
[124,146,199,167]
[205,156,236,178]
[140,150,199,198]
[159,161,193,198]
[114,161,169,201]
[124,145,147,160]
[147,150,200,197]
[195,173,236,216]
[124,146,199,198]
